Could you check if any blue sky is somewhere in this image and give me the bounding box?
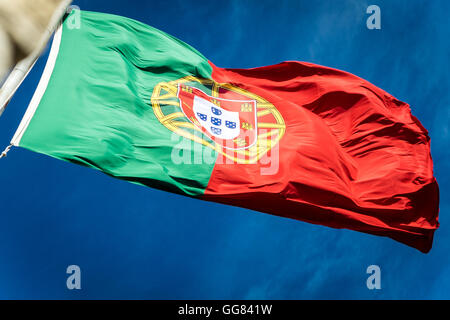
[0,0,449,299]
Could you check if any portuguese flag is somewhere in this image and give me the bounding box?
[11,10,439,252]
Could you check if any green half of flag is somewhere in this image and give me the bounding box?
[13,10,217,196]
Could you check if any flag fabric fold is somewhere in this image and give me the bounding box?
[12,10,439,252]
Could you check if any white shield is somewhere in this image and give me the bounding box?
[193,95,241,140]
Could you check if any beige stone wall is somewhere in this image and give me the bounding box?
[0,0,67,80]
[0,27,12,81]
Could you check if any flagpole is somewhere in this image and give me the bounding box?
[0,0,72,118]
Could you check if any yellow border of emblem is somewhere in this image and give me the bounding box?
[151,76,285,164]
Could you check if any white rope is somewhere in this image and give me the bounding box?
[0,144,12,158]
